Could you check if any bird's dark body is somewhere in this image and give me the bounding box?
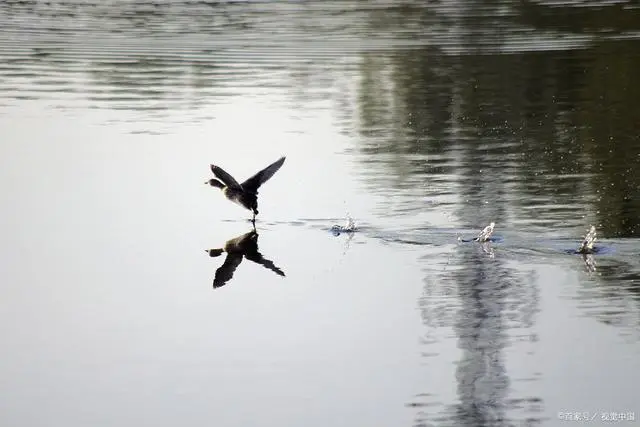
[223,187,259,215]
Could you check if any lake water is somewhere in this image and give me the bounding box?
[1,1,639,426]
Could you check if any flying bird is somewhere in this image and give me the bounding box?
[205,156,285,224]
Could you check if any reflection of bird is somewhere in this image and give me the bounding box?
[577,225,597,254]
[205,230,285,289]
[205,156,285,224]
[475,222,495,242]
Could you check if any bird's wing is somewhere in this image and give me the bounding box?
[241,156,286,193]
[213,254,244,288]
[210,164,242,189]
[244,251,286,277]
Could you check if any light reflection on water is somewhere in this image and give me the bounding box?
[1,1,640,427]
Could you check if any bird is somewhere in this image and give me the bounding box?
[206,230,285,289]
[205,156,285,224]
[474,222,495,242]
[577,225,597,254]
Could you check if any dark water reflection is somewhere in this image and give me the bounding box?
[206,229,285,289]
[1,1,639,427]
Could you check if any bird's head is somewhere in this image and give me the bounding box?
[205,179,225,189]
[205,249,224,257]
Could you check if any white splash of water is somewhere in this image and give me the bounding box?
[343,214,357,232]
[331,213,357,235]
[578,225,597,253]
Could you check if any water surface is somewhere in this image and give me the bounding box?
[1,1,639,427]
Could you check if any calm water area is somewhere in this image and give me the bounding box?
[1,1,639,426]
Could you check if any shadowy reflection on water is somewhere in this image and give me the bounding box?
[206,229,285,289]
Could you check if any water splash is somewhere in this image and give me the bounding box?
[458,221,496,243]
[476,221,496,242]
[331,214,357,236]
[577,225,597,254]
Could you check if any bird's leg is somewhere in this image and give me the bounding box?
[251,213,256,229]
